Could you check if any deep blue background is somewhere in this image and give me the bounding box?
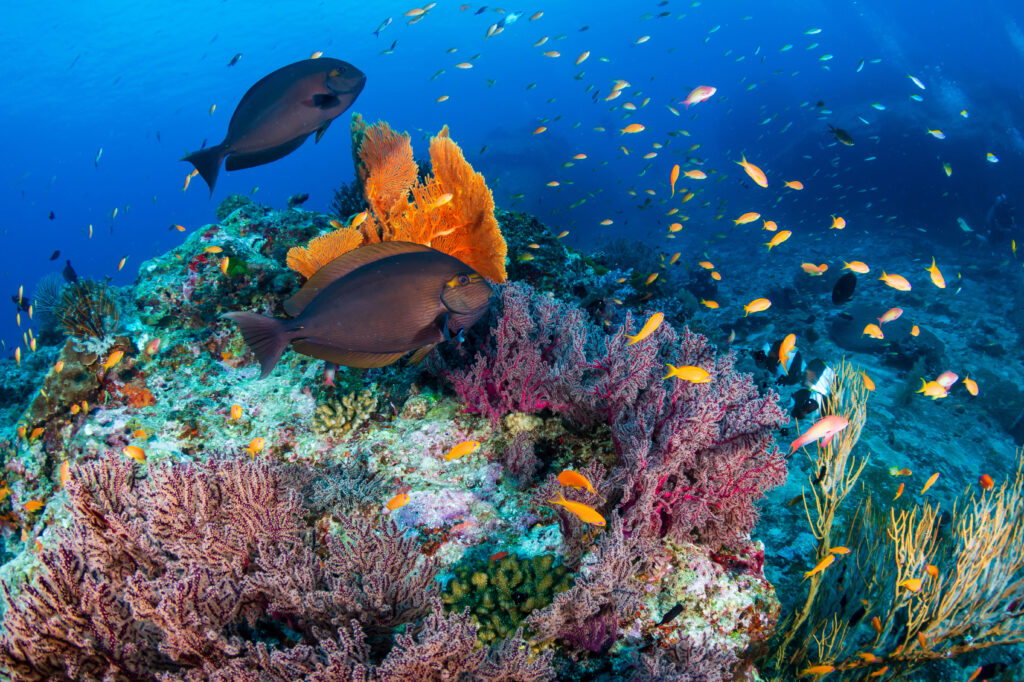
[2,0,1022,354]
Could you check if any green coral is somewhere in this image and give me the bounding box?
[311,389,377,438]
[441,553,573,644]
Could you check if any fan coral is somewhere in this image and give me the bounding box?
[442,282,787,551]
[0,457,553,681]
[286,114,507,284]
[52,279,119,339]
[311,388,377,438]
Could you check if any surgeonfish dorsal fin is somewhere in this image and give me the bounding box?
[284,241,436,316]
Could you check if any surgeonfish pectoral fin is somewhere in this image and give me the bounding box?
[315,120,332,143]
[408,344,437,366]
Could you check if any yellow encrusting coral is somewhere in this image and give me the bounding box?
[287,114,508,284]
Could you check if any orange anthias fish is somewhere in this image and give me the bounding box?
[123,445,146,463]
[778,333,796,372]
[557,469,598,495]
[103,350,124,370]
[963,376,979,396]
[917,379,948,399]
[784,180,804,190]
[925,257,946,288]
[803,554,835,579]
[936,371,958,389]
[878,307,903,324]
[879,271,912,291]
[843,260,870,274]
[549,492,606,526]
[684,169,706,180]
[979,474,994,490]
[444,440,480,461]
[830,215,846,230]
[862,372,875,391]
[899,578,923,592]
[669,164,680,197]
[862,323,884,339]
[620,123,645,134]
[920,472,939,494]
[744,298,771,316]
[386,493,410,511]
[247,437,265,457]
[734,212,761,225]
[789,415,849,453]
[24,499,45,513]
[801,263,828,275]
[799,666,836,676]
[664,364,712,383]
[682,85,716,108]
[626,312,664,345]
[736,156,768,188]
[764,229,791,251]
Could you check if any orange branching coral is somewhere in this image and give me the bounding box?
[288,117,508,283]
[286,227,364,279]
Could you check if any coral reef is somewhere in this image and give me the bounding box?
[441,552,573,644]
[311,388,377,438]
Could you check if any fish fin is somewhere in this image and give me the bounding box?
[182,145,225,195]
[312,93,340,109]
[222,312,289,379]
[225,134,308,172]
[290,340,405,368]
[314,119,332,143]
[284,241,436,316]
[407,344,437,366]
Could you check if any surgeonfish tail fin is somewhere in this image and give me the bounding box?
[222,312,289,379]
[182,145,224,195]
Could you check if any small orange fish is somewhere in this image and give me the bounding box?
[620,123,645,134]
[444,440,481,461]
[123,445,146,463]
[701,299,719,309]
[862,324,884,340]
[963,376,979,396]
[549,492,606,526]
[664,364,712,383]
[698,261,714,269]
[103,349,124,370]
[920,472,939,494]
[778,333,797,372]
[711,271,722,281]
[132,429,148,440]
[557,470,598,495]
[310,50,323,59]
[830,215,846,230]
[879,271,912,291]
[145,338,162,355]
[894,482,904,500]
[829,546,851,555]
[626,312,664,345]
[247,437,265,458]
[533,125,547,135]
[668,222,683,232]
[899,578,923,592]
[230,404,243,421]
[684,170,707,180]
[489,550,510,562]
[868,667,889,678]
[25,499,45,512]
[204,246,223,254]
[765,230,791,251]
[843,260,870,274]
[803,554,835,579]
[871,616,882,633]
[736,155,768,188]
[734,211,761,225]
[575,51,590,65]
[220,256,230,275]
[967,667,982,682]
[644,273,659,286]
[979,474,994,490]
[60,461,70,487]
[386,493,410,511]
[925,257,946,289]
[669,164,680,197]
[53,360,65,373]
[925,564,939,578]
[784,180,804,190]
[800,263,828,275]
[917,379,947,400]
[862,372,875,391]
[799,665,835,675]
[878,307,903,324]
[744,298,771,316]
[762,220,778,232]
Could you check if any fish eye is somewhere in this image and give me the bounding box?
[457,275,470,285]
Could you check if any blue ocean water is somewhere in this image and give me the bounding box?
[4,0,1022,354]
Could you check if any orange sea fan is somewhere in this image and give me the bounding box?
[287,116,507,283]
[357,120,418,221]
[285,227,364,279]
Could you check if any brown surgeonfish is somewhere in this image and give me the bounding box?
[183,58,366,194]
[223,241,493,377]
